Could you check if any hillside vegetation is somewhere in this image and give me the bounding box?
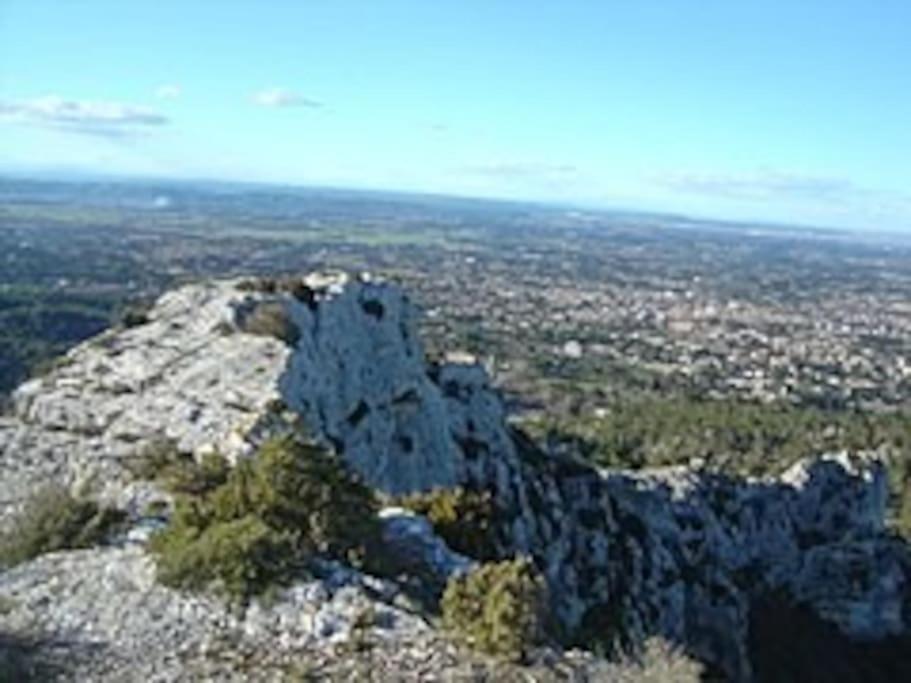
[525,395,911,533]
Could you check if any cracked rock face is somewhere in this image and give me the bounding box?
[1,274,909,681]
[277,276,472,494]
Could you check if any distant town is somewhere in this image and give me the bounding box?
[2,176,911,422]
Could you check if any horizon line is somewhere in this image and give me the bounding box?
[0,165,905,242]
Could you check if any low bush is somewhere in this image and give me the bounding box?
[118,304,151,328]
[239,301,300,346]
[236,276,315,304]
[398,487,500,561]
[151,514,293,599]
[149,435,380,601]
[0,485,126,568]
[128,438,230,495]
[441,556,549,661]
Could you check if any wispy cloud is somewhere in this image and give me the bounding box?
[656,169,860,203]
[462,162,578,179]
[656,168,911,226]
[0,95,168,138]
[155,84,182,100]
[251,87,321,109]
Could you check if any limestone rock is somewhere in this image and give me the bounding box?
[0,545,428,681]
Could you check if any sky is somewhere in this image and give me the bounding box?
[1,1,910,231]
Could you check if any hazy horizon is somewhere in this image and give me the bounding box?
[2,1,909,232]
[9,168,911,245]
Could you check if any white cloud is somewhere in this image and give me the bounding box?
[0,95,168,138]
[251,87,321,108]
[655,168,911,228]
[155,84,182,100]
[656,169,857,203]
[462,162,578,178]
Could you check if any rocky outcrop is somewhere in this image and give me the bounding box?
[597,456,909,678]
[1,273,908,680]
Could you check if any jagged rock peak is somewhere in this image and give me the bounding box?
[1,273,500,509]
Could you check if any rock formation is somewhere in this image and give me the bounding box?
[1,273,908,680]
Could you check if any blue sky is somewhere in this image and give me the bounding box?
[1,1,909,231]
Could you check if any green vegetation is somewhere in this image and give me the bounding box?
[527,396,911,476]
[239,301,300,345]
[118,303,152,328]
[398,487,501,561]
[236,276,315,303]
[0,287,116,397]
[128,438,230,495]
[528,395,911,536]
[0,485,126,568]
[149,435,380,601]
[441,557,549,661]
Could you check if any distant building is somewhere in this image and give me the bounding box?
[562,340,583,359]
[445,350,478,365]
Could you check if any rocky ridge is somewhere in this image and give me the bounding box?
[1,273,909,680]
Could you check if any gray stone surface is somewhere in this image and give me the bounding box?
[379,506,476,582]
[0,545,428,682]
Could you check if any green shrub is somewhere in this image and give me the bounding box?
[150,514,294,598]
[149,435,380,601]
[240,301,300,345]
[527,396,911,477]
[118,304,151,328]
[398,487,501,561]
[236,276,315,303]
[128,438,230,495]
[441,556,549,661]
[0,486,126,568]
[169,451,231,495]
